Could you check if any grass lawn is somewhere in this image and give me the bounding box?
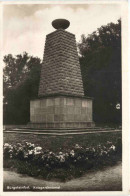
[4,131,121,153]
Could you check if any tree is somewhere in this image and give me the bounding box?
[78,19,121,125]
[3,52,42,124]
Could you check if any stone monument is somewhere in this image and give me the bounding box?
[29,19,94,129]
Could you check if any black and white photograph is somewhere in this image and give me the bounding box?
[1,1,129,194]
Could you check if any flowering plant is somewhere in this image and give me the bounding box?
[4,139,119,169]
[3,138,121,181]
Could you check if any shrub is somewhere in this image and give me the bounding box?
[3,139,121,181]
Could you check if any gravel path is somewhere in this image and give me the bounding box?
[4,162,122,191]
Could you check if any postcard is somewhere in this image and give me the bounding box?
[0,1,129,195]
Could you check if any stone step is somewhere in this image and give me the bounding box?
[4,127,117,133]
[7,127,101,130]
[25,127,115,130]
[4,129,121,136]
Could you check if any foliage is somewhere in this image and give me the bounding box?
[3,52,42,124]
[3,138,121,181]
[78,19,121,124]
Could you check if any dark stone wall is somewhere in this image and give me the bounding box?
[38,29,84,97]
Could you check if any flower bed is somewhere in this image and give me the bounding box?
[3,138,122,181]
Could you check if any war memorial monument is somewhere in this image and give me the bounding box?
[29,19,94,129]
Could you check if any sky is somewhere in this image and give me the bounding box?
[3,4,121,59]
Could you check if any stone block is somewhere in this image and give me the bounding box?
[74,107,81,114]
[75,99,82,107]
[34,108,41,115]
[88,112,92,121]
[40,99,47,107]
[46,98,54,106]
[46,114,54,122]
[74,114,82,121]
[81,115,87,121]
[54,107,60,114]
[41,115,46,122]
[54,115,60,122]
[35,100,41,108]
[34,115,39,122]
[81,108,87,115]
[66,106,75,114]
[61,107,67,114]
[66,98,74,106]
[30,115,34,122]
[32,115,36,122]
[54,114,65,122]
[60,97,65,105]
[54,98,60,105]
[65,114,74,122]
[54,107,67,114]
[82,100,88,108]
[87,100,92,108]
[46,106,55,114]
[30,108,34,115]
[40,108,47,113]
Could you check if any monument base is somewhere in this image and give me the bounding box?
[28,122,95,129]
[29,95,95,129]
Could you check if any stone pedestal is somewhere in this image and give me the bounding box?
[29,96,94,129]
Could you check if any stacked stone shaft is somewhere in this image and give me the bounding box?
[29,19,94,129]
[38,29,84,97]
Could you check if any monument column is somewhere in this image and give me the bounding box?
[29,19,95,129]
